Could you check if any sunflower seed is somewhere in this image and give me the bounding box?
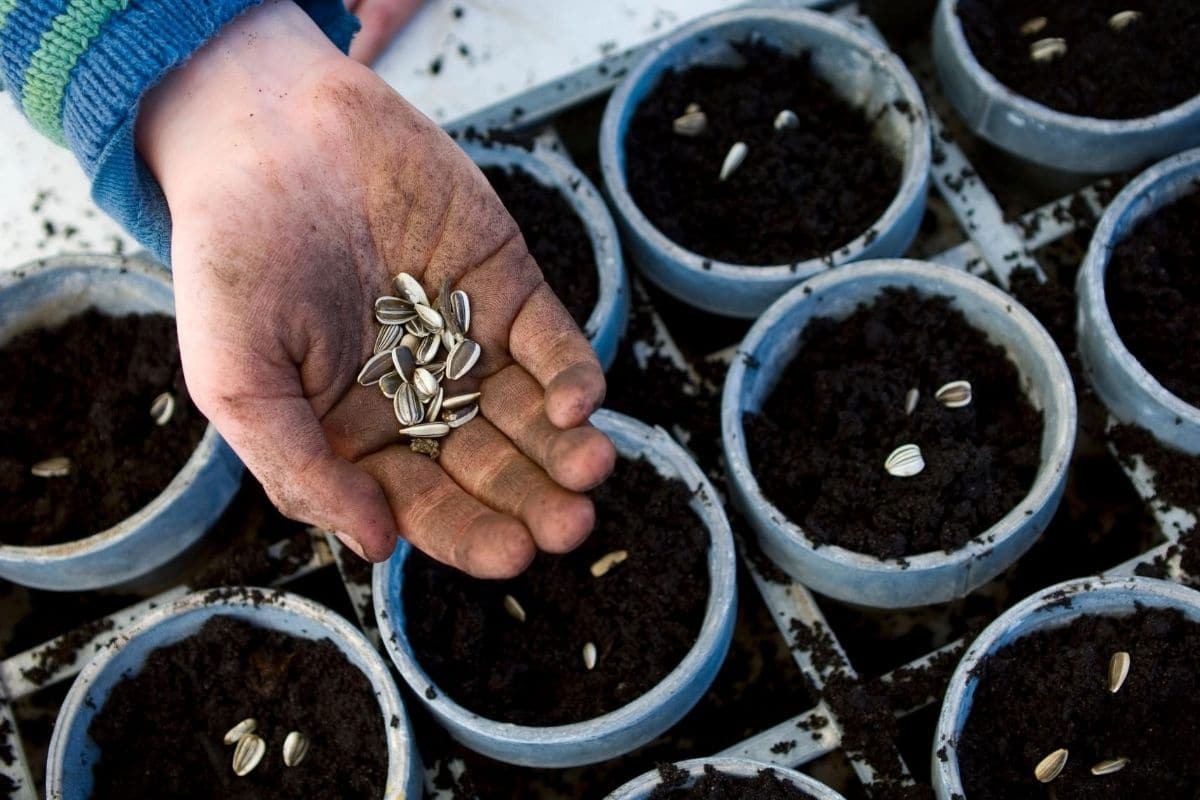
[376,306,416,325]
[375,324,403,354]
[394,273,428,306]
[773,109,799,130]
[413,303,444,332]
[415,332,440,365]
[405,318,428,337]
[426,361,446,380]
[905,388,919,416]
[375,296,412,315]
[1108,650,1131,693]
[357,351,393,386]
[1108,10,1141,31]
[673,110,708,137]
[31,457,71,478]
[442,391,482,410]
[395,384,424,426]
[413,367,439,400]
[426,386,445,422]
[400,332,422,352]
[150,392,175,426]
[719,142,748,181]
[885,444,925,478]
[391,346,416,383]
[503,594,526,622]
[450,290,471,334]
[1034,748,1068,783]
[399,422,450,439]
[1030,37,1067,62]
[1090,757,1128,776]
[379,372,402,398]
[442,328,461,351]
[590,550,629,578]
[283,731,310,767]
[233,733,266,776]
[446,339,482,380]
[223,718,257,745]
[444,403,479,428]
[935,380,973,408]
[583,642,598,671]
[1019,16,1048,36]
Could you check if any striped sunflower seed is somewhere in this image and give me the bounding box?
[413,367,439,400]
[1108,10,1141,31]
[375,324,403,354]
[450,290,471,334]
[1108,650,1130,693]
[1090,757,1128,776]
[283,731,310,767]
[375,298,416,325]
[233,733,266,777]
[405,318,428,337]
[590,550,629,578]
[503,594,526,622]
[416,332,440,365]
[150,392,176,426]
[1034,748,1068,783]
[357,350,394,386]
[391,346,416,383]
[399,422,451,439]
[582,642,598,671]
[427,386,445,422]
[414,303,444,331]
[223,718,257,745]
[935,380,972,408]
[446,339,481,380]
[673,109,708,137]
[1019,16,1047,36]
[394,272,428,306]
[441,328,461,351]
[885,444,925,478]
[773,109,799,130]
[443,403,479,428]
[394,384,424,427]
[1030,37,1067,62]
[379,372,402,399]
[426,361,446,380]
[400,332,422,353]
[719,141,748,181]
[442,391,481,410]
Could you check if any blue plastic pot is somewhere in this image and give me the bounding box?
[932,576,1200,799]
[1077,147,1200,455]
[722,259,1077,608]
[598,6,931,318]
[932,0,1200,174]
[463,140,629,370]
[607,757,847,799]
[374,409,738,767]
[46,588,423,799]
[0,255,242,590]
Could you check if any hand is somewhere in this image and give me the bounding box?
[346,0,424,65]
[136,1,616,577]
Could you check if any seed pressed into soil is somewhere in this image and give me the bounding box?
[957,0,1200,119]
[87,615,387,799]
[744,288,1043,559]
[483,165,599,328]
[648,763,816,799]
[623,41,901,266]
[0,309,207,546]
[403,457,710,726]
[957,606,1200,799]
[1104,189,1200,407]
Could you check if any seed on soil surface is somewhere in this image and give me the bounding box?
[1090,757,1128,776]
[1108,10,1142,31]
[503,594,526,622]
[150,391,175,426]
[232,733,266,777]
[282,731,310,767]
[1108,650,1131,693]
[394,272,428,306]
[416,332,440,365]
[905,388,919,416]
[444,403,479,428]
[379,371,402,398]
[414,303,444,331]
[413,367,439,400]
[935,380,973,408]
[375,323,403,354]
[672,110,708,137]
[1034,748,1068,783]
[399,422,451,439]
[391,346,416,383]
[450,290,471,334]
[427,386,445,422]
[222,718,257,745]
[446,339,482,380]
[884,444,925,477]
[442,391,482,410]
[1019,16,1048,36]
[590,550,629,578]
[394,384,424,427]
[1030,37,1067,62]
[773,109,799,130]
[357,350,394,386]
[719,141,748,181]
[30,456,72,478]
[583,642,598,670]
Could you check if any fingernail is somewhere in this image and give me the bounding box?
[334,531,367,559]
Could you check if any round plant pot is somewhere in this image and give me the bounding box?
[932,575,1200,799]
[374,409,738,767]
[0,255,242,591]
[598,6,931,319]
[462,140,630,370]
[1077,147,1200,455]
[932,0,1200,174]
[47,588,422,799]
[722,259,1076,608]
[607,757,847,799]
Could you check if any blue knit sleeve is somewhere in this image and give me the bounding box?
[0,0,359,265]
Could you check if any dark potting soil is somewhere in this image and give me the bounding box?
[404,457,709,726]
[1110,423,1200,516]
[87,615,386,799]
[958,606,1200,799]
[623,41,901,266]
[483,166,599,328]
[958,0,1200,119]
[648,763,815,799]
[745,288,1043,559]
[1104,189,1200,407]
[0,309,207,546]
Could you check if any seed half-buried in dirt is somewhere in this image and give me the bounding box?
[503,594,526,623]
[1019,16,1048,36]
[283,731,310,767]
[1108,650,1131,693]
[1090,757,1128,776]
[1034,747,1068,783]
[1108,10,1142,32]
[30,456,71,478]
[1030,37,1067,63]
[773,109,799,131]
[673,109,708,137]
[232,733,266,777]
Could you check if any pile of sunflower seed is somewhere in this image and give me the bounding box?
[356,272,482,454]
[224,717,310,776]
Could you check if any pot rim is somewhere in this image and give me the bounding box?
[605,756,847,799]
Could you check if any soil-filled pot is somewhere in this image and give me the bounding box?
[374,409,737,767]
[933,0,1200,174]
[1077,147,1200,455]
[47,588,422,799]
[933,576,1200,799]
[723,259,1076,608]
[462,140,629,370]
[608,758,846,800]
[0,255,241,591]
[599,6,930,318]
